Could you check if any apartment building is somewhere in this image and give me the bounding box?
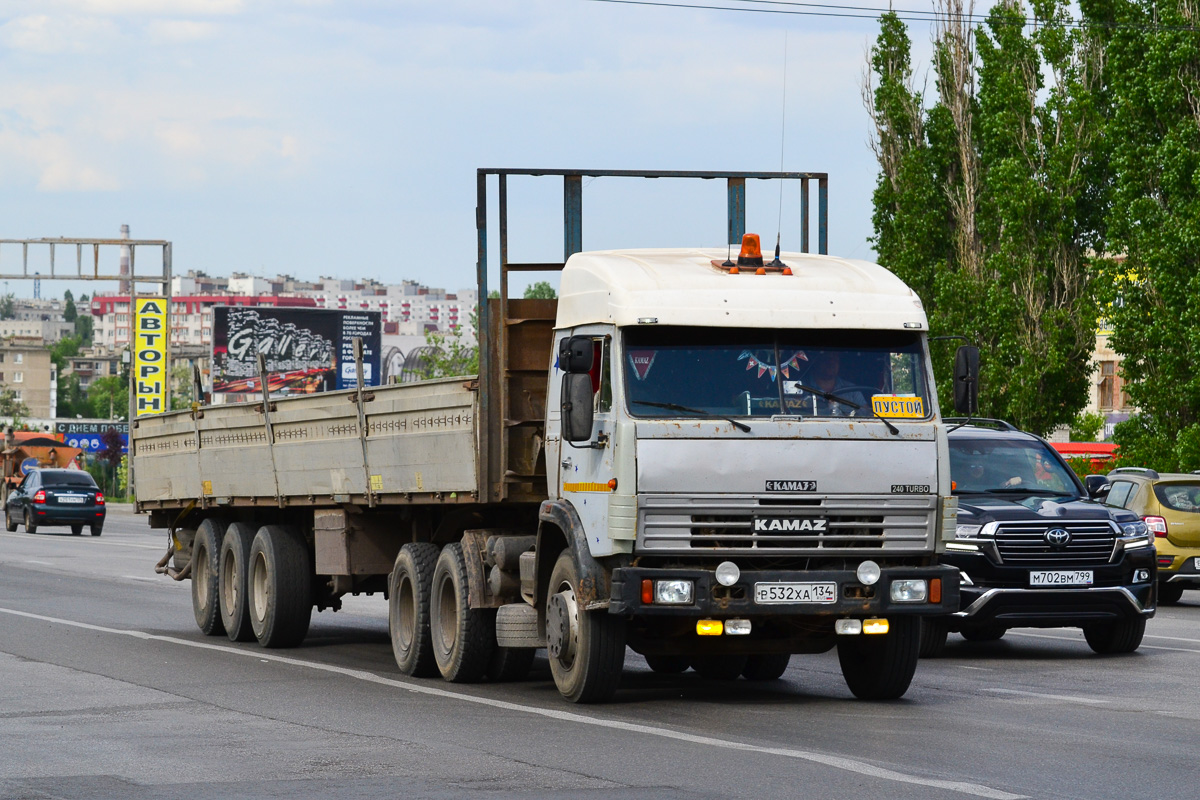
[0,338,55,418]
[90,295,318,349]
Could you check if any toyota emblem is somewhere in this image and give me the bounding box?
[1045,528,1071,547]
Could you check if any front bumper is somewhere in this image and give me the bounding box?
[610,565,959,617]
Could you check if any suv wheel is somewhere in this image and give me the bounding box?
[1158,582,1184,605]
[1084,618,1146,655]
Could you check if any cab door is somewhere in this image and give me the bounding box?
[554,330,619,556]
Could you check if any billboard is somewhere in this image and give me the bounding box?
[211,306,382,399]
[56,422,130,455]
[133,297,169,416]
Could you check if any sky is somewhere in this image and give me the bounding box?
[0,0,965,302]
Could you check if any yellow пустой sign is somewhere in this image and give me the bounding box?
[133,297,168,416]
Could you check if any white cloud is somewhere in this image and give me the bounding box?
[50,0,244,15]
[145,19,217,41]
[0,14,121,54]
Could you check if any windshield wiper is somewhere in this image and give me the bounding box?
[789,383,900,436]
[631,400,751,433]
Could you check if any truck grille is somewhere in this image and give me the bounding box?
[993,522,1116,566]
[637,494,935,555]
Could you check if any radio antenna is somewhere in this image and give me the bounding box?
[771,31,788,268]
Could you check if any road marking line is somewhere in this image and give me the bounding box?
[0,606,1024,800]
[1008,630,1200,654]
[0,532,163,550]
[23,560,51,565]
[984,688,1107,705]
[121,576,160,583]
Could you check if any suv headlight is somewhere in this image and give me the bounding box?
[956,524,982,539]
[1119,519,1152,548]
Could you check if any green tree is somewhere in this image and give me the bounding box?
[0,388,30,419]
[1069,411,1105,442]
[866,0,1105,435]
[74,314,93,344]
[0,293,14,320]
[64,297,77,322]
[1097,0,1200,470]
[417,311,480,380]
[523,281,557,299]
[88,375,129,421]
[49,336,81,372]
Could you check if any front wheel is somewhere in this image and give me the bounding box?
[546,551,625,703]
[1158,582,1184,605]
[1084,618,1146,655]
[960,625,1005,642]
[837,617,921,700]
[919,617,950,658]
[248,525,312,648]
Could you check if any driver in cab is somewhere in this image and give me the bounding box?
[785,351,866,416]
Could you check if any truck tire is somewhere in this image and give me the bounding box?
[248,525,312,648]
[546,550,626,703]
[837,617,921,700]
[691,655,748,680]
[1083,618,1146,655]
[644,654,690,674]
[1158,582,1184,605]
[429,542,495,683]
[24,508,37,535]
[389,542,440,677]
[219,522,257,643]
[191,518,227,636]
[919,617,950,658]
[487,645,536,682]
[742,653,791,681]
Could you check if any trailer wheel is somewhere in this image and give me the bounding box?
[691,655,748,680]
[837,616,920,700]
[389,542,440,677]
[1083,618,1146,655]
[191,518,228,637]
[219,522,257,643]
[248,525,312,648]
[742,653,791,681]
[644,654,690,674]
[487,645,536,682]
[429,542,495,682]
[546,550,626,703]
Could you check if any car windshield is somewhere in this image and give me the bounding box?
[1153,482,1200,513]
[950,438,1078,495]
[42,472,97,488]
[623,327,930,420]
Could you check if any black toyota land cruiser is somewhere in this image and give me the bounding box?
[921,419,1157,657]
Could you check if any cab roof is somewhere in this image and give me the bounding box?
[555,248,928,331]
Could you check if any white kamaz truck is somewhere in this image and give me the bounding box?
[135,168,968,703]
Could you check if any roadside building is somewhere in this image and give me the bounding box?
[0,319,74,343]
[0,337,56,418]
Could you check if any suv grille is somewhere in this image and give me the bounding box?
[993,522,1115,566]
[638,494,935,555]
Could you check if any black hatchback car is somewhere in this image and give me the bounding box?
[5,469,106,536]
[921,420,1156,657]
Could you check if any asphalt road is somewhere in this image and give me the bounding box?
[1,504,1198,800]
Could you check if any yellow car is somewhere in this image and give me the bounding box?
[1101,468,1200,604]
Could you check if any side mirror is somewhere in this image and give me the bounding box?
[1084,474,1111,499]
[953,345,980,415]
[559,336,594,374]
[561,374,595,442]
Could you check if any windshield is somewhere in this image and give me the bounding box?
[622,327,931,420]
[950,438,1079,495]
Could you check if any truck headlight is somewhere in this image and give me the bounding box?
[654,580,694,605]
[890,579,928,603]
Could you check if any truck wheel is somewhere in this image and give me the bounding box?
[691,655,748,680]
[429,542,495,682]
[487,645,536,682]
[644,654,690,674]
[960,625,1005,642]
[1158,582,1184,605]
[389,542,440,677]
[4,508,16,532]
[919,617,950,658]
[24,508,37,535]
[191,518,227,636]
[546,550,626,703]
[837,617,921,700]
[219,522,257,643]
[248,525,312,648]
[1084,618,1146,655]
[742,653,791,681]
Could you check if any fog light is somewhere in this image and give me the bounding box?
[696,619,723,636]
[724,619,752,635]
[835,618,862,635]
[862,618,889,634]
[856,560,881,586]
[1134,569,1150,583]
[890,579,928,603]
[715,561,741,587]
[655,580,694,605]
